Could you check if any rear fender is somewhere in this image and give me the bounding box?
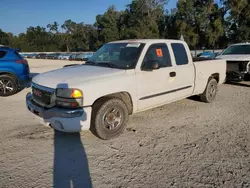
[0,70,18,83]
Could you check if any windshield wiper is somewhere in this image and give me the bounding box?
[84,61,122,69]
[84,60,96,65]
[96,62,118,68]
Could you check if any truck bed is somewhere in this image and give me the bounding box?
[192,58,226,95]
[193,57,215,62]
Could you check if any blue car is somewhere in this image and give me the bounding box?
[0,47,30,96]
[197,51,217,59]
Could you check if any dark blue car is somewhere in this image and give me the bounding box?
[0,47,30,96]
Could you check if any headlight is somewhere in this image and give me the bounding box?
[56,88,83,98]
[56,88,83,108]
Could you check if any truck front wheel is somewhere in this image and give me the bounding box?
[92,98,129,140]
[200,78,218,103]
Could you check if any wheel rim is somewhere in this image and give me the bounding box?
[103,108,123,130]
[0,79,14,95]
[208,83,216,100]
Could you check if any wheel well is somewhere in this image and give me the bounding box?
[92,92,133,115]
[211,73,219,82]
[0,72,18,83]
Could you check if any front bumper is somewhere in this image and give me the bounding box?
[26,93,92,132]
[226,71,245,82]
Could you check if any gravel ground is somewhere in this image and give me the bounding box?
[1,59,250,188]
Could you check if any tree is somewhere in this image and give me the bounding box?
[25,26,51,51]
[224,0,250,43]
[205,3,224,49]
[1,0,250,52]
[47,21,59,33]
[61,19,76,51]
[121,0,168,39]
[95,5,120,45]
[0,29,11,46]
[175,0,198,49]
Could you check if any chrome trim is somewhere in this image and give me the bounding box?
[26,93,84,119]
[31,82,55,93]
[31,82,56,108]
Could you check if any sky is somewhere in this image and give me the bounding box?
[0,0,177,35]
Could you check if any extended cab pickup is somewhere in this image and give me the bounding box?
[26,39,226,140]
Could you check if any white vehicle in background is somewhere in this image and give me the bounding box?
[26,39,226,140]
[61,54,71,60]
[217,43,250,81]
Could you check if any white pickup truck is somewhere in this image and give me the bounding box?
[26,39,226,140]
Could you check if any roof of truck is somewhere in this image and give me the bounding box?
[230,42,250,46]
[109,39,184,44]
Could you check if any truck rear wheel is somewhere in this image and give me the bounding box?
[92,98,129,140]
[200,78,218,103]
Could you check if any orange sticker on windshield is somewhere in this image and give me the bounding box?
[156,49,163,57]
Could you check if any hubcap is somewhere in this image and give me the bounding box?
[208,84,216,99]
[0,79,14,95]
[103,108,122,130]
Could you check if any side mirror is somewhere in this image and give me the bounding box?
[143,60,161,71]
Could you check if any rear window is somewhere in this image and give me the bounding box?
[0,50,7,58]
[171,43,189,65]
[222,45,250,55]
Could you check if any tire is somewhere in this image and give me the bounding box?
[200,78,218,103]
[91,98,129,140]
[0,75,18,97]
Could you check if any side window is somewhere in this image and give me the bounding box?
[143,44,172,68]
[0,50,7,59]
[171,43,189,65]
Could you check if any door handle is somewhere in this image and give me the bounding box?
[170,72,176,77]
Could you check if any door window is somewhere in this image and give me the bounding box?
[142,43,172,68]
[171,43,189,65]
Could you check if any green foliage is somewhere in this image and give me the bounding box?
[224,0,250,42]
[0,29,11,46]
[0,0,249,52]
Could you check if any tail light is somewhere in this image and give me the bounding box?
[16,59,28,64]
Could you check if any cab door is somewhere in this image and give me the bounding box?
[136,43,178,111]
[168,42,195,99]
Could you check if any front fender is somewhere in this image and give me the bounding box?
[81,74,137,112]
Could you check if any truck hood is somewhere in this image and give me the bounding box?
[216,54,250,61]
[32,65,126,88]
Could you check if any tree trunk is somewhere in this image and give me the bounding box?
[66,44,70,52]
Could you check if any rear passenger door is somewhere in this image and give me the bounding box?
[169,43,195,98]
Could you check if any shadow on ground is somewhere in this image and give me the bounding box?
[226,82,250,88]
[53,131,92,188]
[53,82,92,188]
[188,95,202,102]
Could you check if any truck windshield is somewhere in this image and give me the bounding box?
[86,42,145,69]
[222,45,250,55]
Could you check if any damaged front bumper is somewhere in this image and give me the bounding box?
[26,93,92,132]
[226,61,250,82]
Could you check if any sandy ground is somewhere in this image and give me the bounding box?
[1,59,250,188]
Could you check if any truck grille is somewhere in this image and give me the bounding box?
[31,83,55,106]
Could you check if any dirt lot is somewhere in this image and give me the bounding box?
[1,59,250,188]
